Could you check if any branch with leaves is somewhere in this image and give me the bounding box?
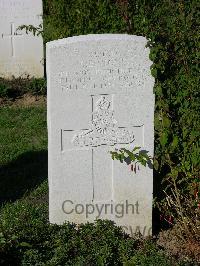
[110,146,153,173]
[17,24,43,37]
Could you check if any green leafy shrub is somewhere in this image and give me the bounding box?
[0,82,10,98]
[143,1,200,241]
[0,77,47,99]
[0,197,133,265]
[27,78,47,95]
[43,0,126,42]
[0,192,177,265]
[0,77,31,99]
[125,241,171,266]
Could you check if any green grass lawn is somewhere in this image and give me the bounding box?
[0,106,47,204]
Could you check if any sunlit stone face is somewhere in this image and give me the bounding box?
[47,34,154,237]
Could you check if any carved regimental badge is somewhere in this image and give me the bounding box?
[72,96,135,147]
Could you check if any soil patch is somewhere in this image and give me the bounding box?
[0,93,46,107]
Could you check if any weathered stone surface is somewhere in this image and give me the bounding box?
[47,34,154,236]
[0,0,43,78]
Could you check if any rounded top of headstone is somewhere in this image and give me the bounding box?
[46,34,147,49]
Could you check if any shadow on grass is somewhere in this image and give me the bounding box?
[0,150,47,205]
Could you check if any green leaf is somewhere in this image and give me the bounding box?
[163,116,171,128]
[132,146,141,152]
[154,159,159,170]
[160,132,168,147]
[171,136,179,148]
[151,68,157,78]
[19,242,32,248]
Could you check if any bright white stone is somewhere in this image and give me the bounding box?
[47,34,154,237]
[0,0,43,78]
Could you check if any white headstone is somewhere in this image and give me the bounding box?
[47,34,154,237]
[0,0,43,78]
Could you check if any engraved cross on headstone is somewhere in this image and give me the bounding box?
[61,95,143,202]
[2,22,23,57]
